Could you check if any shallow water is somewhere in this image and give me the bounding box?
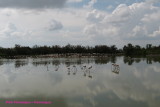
[0,57,160,107]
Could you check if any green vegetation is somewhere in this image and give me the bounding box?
[123,43,146,56]
[0,43,160,58]
[0,44,119,57]
[123,43,160,57]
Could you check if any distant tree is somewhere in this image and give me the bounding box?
[110,45,117,54]
[146,44,152,49]
[123,43,134,56]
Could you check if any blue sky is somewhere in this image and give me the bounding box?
[0,0,160,48]
[68,0,146,10]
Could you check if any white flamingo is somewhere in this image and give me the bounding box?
[111,63,120,74]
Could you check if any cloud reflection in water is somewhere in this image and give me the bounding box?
[0,57,160,107]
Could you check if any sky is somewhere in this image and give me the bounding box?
[0,0,160,48]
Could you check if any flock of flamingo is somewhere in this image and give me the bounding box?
[67,65,93,78]
[46,64,93,78]
[46,62,120,77]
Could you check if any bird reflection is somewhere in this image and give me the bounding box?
[80,64,84,70]
[67,65,77,75]
[67,67,71,75]
[82,65,93,78]
[66,65,93,79]
[47,65,49,71]
[88,69,92,78]
[83,66,87,77]
[72,65,77,75]
[66,64,70,68]
[55,64,59,71]
[111,63,120,74]
[46,63,59,72]
[88,66,92,70]
[88,66,93,78]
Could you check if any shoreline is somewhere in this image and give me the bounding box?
[0,53,160,59]
[0,53,124,59]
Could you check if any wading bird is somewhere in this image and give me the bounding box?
[111,63,120,74]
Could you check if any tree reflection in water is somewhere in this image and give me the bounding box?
[1,57,160,107]
[0,57,160,67]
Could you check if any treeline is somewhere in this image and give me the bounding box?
[123,43,160,56]
[0,43,160,57]
[0,44,120,56]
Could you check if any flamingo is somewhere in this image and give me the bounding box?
[66,65,70,67]
[67,67,70,75]
[55,65,59,71]
[47,65,49,71]
[72,65,77,75]
[83,65,86,69]
[111,63,120,74]
[88,75,92,78]
[88,69,92,78]
[88,66,92,69]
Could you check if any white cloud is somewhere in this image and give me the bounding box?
[67,0,83,3]
[0,8,17,17]
[0,8,89,47]
[149,27,160,37]
[131,25,148,37]
[84,0,97,8]
[83,24,98,35]
[86,9,105,23]
[0,23,17,38]
[0,22,35,47]
[47,19,63,31]
[0,1,160,47]
[84,1,160,44]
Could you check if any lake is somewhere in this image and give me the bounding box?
[0,56,160,107]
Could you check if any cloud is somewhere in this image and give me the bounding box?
[0,8,89,47]
[84,0,97,8]
[86,9,105,23]
[0,23,32,40]
[84,1,160,44]
[67,0,83,3]
[107,5,114,10]
[47,19,63,31]
[149,27,160,37]
[0,23,17,38]
[0,1,160,47]
[0,0,67,9]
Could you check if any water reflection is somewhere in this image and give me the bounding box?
[111,63,120,74]
[15,60,28,68]
[32,60,51,66]
[0,57,160,107]
[123,56,160,65]
[54,64,59,71]
[95,57,117,64]
[81,65,93,78]
[66,65,93,79]
[0,57,160,67]
[52,60,60,66]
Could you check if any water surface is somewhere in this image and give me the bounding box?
[0,57,160,107]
